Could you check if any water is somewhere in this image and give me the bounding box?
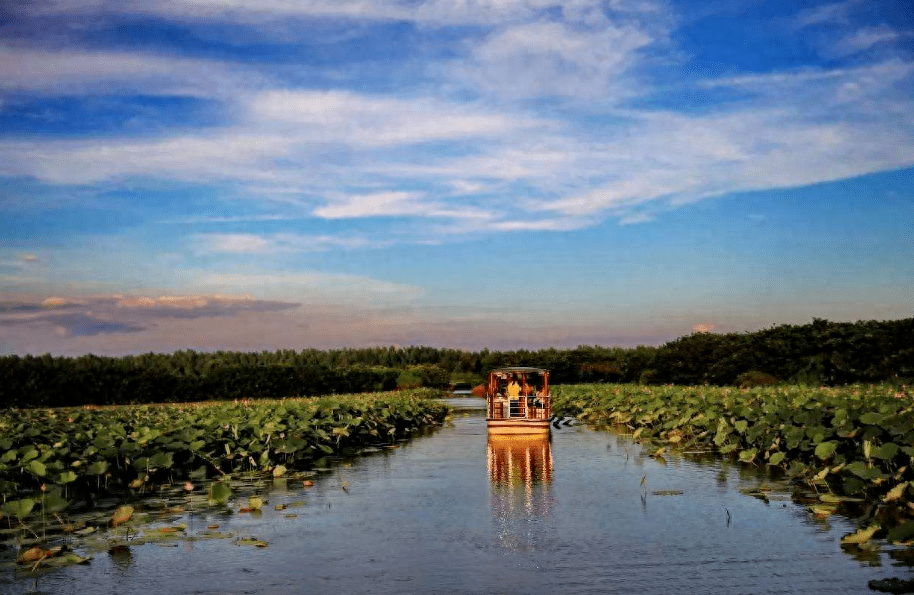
[3,397,912,594]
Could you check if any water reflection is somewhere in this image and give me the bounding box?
[487,435,553,551]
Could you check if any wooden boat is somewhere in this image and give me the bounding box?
[485,367,551,436]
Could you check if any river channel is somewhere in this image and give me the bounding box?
[3,397,912,594]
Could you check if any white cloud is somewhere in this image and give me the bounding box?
[0,46,263,97]
[827,26,911,58]
[313,190,492,220]
[195,270,423,305]
[192,232,385,254]
[456,19,655,99]
[26,0,665,28]
[245,90,533,145]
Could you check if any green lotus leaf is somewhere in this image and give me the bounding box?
[26,460,47,477]
[886,521,914,544]
[149,451,173,468]
[841,524,879,544]
[738,448,757,462]
[58,470,78,484]
[209,481,232,504]
[87,460,109,475]
[871,443,899,460]
[1,498,35,519]
[42,489,69,513]
[859,412,882,425]
[768,451,786,466]
[814,441,838,459]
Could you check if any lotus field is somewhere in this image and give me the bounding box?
[552,383,914,542]
[0,390,448,526]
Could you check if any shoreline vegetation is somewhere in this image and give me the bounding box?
[2,317,912,409]
[552,383,914,545]
[0,390,448,553]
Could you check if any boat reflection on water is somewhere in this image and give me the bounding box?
[487,435,554,551]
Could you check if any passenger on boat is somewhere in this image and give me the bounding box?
[507,377,521,397]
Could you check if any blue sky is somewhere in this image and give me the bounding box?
[1,0,912,355]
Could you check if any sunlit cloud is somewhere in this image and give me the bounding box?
[192,232,387,254]
[0,293,299,338]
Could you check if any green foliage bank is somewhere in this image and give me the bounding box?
[553,383,914,540]
[0,390,448,517]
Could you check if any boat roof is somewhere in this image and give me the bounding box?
[489,367,549,374]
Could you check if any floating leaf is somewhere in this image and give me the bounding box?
[841,524,879,544]
[111,505,134,527]
[248,496,264,511]
[235,537,268,547]
[272,465,287,478]
[17,546,50,564]
[739,449,757,462]
[884,482,910,503]
[810,505,836,519]
[209,481,232,504]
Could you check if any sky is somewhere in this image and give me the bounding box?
[1,0,912,356]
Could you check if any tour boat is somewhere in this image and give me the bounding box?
[485,367,551,436]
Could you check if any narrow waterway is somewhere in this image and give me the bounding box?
[4,397,912,594]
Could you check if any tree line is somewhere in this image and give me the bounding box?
[1,317,911,408]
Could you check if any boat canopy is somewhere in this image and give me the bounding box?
[489,367,549,375]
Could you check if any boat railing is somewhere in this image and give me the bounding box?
[488,395,551,420]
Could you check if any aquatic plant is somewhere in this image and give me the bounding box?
[553,383,914,537]
[0,389,447,516]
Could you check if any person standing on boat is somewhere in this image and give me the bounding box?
[507,376,521,398]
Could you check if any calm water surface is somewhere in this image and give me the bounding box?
[4,397,912,594]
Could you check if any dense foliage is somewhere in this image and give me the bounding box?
[1,317,911,407]
[553,383,914,540]
[0,390,448,513]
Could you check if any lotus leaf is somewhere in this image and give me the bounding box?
[111,505,134,527]
[209,481,232,504]
[859,412,883,425]
[1,498,35,519]
[58,470,78,484]
[884,482,910,503]
[886,521,914,544]
[870,443,899,460]
[87,461,109,475]
[814,441,838,459]
[841,525,879,544]
[768,452,786,466]
[26,460,47,477]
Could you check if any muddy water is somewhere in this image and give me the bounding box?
[3,397,912,594]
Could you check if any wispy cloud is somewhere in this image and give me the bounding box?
[192,232,387,254]
[194,270,423,305]
[0,46,264,98]
[0,293,299,338]
[313,190,492,220]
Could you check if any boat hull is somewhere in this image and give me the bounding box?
[486,418,551,436]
